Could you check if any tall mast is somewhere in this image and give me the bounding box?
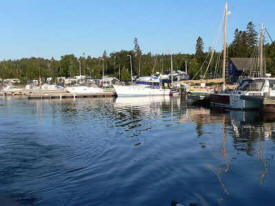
[222,2,229,88]
[79,59,81,76]
[259,23,264,77]
[102,59,104,88]
[170,54,173,83]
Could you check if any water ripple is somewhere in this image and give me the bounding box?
[0,98,274,205]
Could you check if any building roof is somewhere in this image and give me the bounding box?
[229,58,259,72]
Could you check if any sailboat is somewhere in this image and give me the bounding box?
[113,57,173,97]
[209,21,275,109]
[113,76,171,97]
[187,3,230,102]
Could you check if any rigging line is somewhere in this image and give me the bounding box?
[203,9,225,79]
[203,48,216,79]
[265,28,273,43]
[191,52,211,80]
[250,46,258,77]
[193,8,224,80]
[218,54,222,78]
[214,52,222,78]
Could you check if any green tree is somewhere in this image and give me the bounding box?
[246,21,258,54]
[60,54,78,77]
[121,66,131,81]
[195,36,204,62]
[266,42,275,75]
[189,58,200,79]
[228,29,249,57]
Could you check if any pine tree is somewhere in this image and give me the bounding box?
[195,36,204,63]
[246,22,258,48]
[121,66,131,81]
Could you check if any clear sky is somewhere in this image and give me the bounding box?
[0,0,274,60]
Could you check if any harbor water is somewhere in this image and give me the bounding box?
[0,96,275,206]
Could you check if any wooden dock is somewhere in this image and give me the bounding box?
[263,97,275,112]
[240,95,275,112]
[0,89,116,99]
[27,92,115,99]
[180,78,224,84]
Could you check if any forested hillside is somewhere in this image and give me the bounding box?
[0,22,274,83]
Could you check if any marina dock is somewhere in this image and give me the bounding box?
[263,97,275,112]
[0,90,116,99]
[240,95,275,112]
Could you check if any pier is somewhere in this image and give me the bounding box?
[263,97,275,112]
[180,78,224,84]
[240,95,275,112]
[0,90,116,99]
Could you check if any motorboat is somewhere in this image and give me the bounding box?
[2,85,22,92]
[209,77,275,109]
[41,84,64,91]
[187,84,214,101]
[65,86,104,94]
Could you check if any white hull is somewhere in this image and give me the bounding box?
[113,85,171,97]
[65,86,103,94]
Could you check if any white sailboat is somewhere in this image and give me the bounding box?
[113,84,170,97]
[113,73,172,97]
[187,2,230,102]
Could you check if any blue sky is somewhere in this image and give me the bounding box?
[0,0,274,60]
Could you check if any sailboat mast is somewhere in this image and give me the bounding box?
[259,23,264,77]
[171,54,173,84]
[185,60,188,74]
[222,2,228,87]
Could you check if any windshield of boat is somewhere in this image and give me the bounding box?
[269,80,275,90]
[237,79,265,91]
[237,79,252,91]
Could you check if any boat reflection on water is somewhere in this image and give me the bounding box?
[230,110,275,143]
[177,108,275,205]
[2,96,275,206]
[115,96,172,107]
[114,96,182,117]
[229,110,275,185]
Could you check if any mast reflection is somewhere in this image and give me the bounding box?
[229,110,275,184]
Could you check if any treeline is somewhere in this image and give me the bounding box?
[228,22,275,74]
[0,22,274,83]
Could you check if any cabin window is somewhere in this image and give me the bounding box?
[246,80,265,91]
[269,80,275,90]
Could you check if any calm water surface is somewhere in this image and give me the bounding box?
[0,96,275,206]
